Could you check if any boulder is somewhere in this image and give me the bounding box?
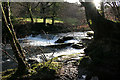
[87,31,94,37]
[47,43,73,49]
[71,44,84,49]
[81,38,91,43]
[55,36,74,43]
[81,38,92,46]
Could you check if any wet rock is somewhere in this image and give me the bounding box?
[71,44,84,49]
[81,38,92,45]
[55,36,74,43]
[58,60,79,80]
[86,31,94,37]
[27,59,39,64]
[77,42,83,45]
[47,43,73,49]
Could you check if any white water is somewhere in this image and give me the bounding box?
[19,31,92,46]
[19,31,93,62]
[29,47,85,62]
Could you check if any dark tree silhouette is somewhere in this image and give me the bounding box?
[40,2,53,25]
[79,2,120,80]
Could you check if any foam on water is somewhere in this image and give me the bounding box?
[19,31,93,62]
[30,47,85,62]
[19,31,91,46]
[19,34,58,46]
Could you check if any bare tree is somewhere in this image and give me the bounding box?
[40,2,53,25]
[17,2,40,23]
[106,2,120,21]
[1,2,29,76]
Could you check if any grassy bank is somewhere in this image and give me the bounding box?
[16,18,63,24]
[13,22,91,38]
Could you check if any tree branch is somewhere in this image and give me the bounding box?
[1,48,18,63]
[31,2,40,10]
[17,2,28,8]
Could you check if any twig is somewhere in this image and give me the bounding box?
[1,48,18,63]
[38,47,47,62]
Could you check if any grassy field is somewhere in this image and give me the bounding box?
[16,18,63,24]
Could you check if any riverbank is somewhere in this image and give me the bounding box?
[14,23,91,38]
[2,22,91,44]
[2,55,84,80]
[2,31,93,80]
[2,45,86,80]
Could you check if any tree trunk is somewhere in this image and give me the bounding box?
[43,17,46,25]
[3,2,25,60]
[101,2,104,18]
[27,4,34,23]
[2,2,29,74]
[81,2,120,40]
[52,17,54,25]
[28,8,34,23]
[80,2,120,80]
[42,7,46,25]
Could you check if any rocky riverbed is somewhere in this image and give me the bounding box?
[2,31,94,80]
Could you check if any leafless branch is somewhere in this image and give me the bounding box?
[1,48,18,63]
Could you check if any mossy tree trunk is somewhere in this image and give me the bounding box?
[1,2,29,75]
[80,2,120,80]
[27,3,34,23]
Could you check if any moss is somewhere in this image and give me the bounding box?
[88,19,92,25]
[2,62,61,80]
[2,69,16,80]
[87,32,94,37]
[27,61,62,80]
[2,52,83,80]
[31,67,57,80]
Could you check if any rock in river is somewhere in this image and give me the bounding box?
[71,44,84,49]
[86,31,94,37]
[55,36,74,43]
[47,43,73,49]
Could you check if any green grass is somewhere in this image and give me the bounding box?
[16,18,63,24]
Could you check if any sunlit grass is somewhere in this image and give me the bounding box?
[16,18,63,24]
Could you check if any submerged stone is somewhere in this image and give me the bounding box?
[55,36,74,43]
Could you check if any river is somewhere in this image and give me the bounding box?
[19,31,93,62]
[2,31,93,70]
